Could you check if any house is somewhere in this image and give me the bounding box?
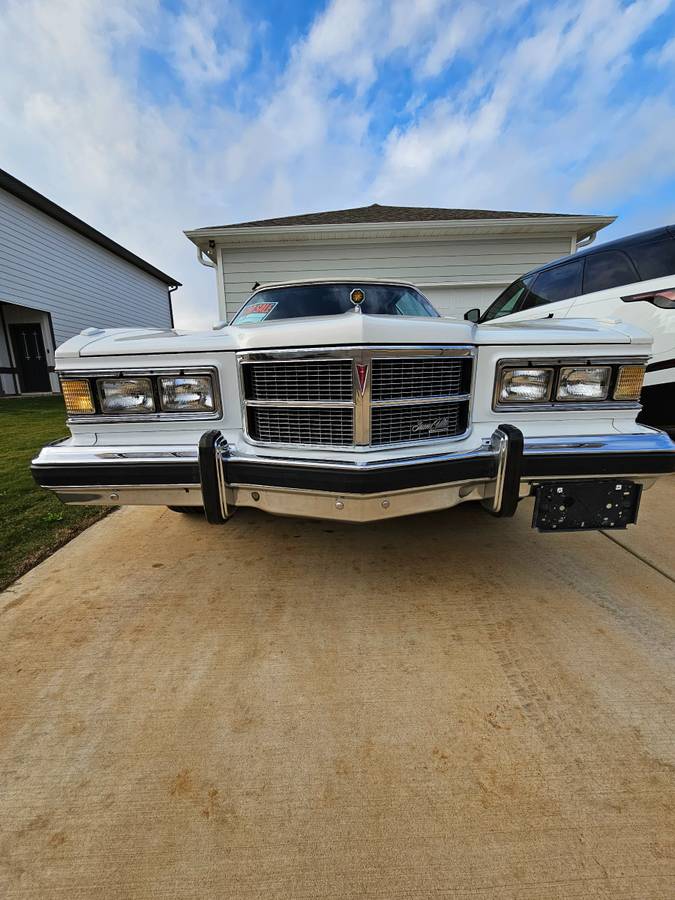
[0,169,180,396]
[186,204,614,323]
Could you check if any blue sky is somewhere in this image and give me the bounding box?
[1,0,675,327]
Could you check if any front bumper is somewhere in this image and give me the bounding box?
[31,428,675,524]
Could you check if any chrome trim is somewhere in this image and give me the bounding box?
[237,345,475,451]
[214,434,230,519]
[60,367,222,424]
[490,428,509,513]
[493,357,647,412]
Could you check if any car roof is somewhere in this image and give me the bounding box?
[521,224,675,279]
[253,277,421,292]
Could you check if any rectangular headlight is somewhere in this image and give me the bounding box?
[613,365,645,401]
[61,378,95,415]
[556,367,610,401]
[98,378,155,414]
[158,375,215,412]
[498,368,553,403]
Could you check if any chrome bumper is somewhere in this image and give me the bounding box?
[32,428,675,524]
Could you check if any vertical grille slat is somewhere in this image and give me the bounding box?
[240,351,472,448]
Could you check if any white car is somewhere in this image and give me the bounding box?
[471,225,675,430]
[32,279,675,531]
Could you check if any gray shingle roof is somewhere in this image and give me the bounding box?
[215,203,582,230]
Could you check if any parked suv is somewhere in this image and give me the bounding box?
[472,226,675,427]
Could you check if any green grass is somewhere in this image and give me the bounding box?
[0,396,108,591]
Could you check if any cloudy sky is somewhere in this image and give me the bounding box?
[1,0,674,328]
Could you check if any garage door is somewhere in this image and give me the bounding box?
[420,284,509,319]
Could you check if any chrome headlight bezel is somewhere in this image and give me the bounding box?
[493,358,647,411]
[59,368,221,422]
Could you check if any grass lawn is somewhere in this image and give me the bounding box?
[0,396,108,591]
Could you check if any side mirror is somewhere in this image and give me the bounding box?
[464,308,480,323]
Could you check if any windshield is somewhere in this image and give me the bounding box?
[481,276,534,322]
[232,283,440,324]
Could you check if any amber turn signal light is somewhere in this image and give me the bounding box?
[61,378,95,415]
[613,365,645,402]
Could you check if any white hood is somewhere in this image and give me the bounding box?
[55,313,650,359]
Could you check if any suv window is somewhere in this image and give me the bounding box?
[626,237,675,281]
[583,250,639,294]
[522,260,584,309]
[480,276,534,321]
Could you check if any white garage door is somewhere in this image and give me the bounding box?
[418,284,509,319]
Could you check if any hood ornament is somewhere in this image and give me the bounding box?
[350,288,365,313]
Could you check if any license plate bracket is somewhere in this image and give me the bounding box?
[533,480,642,532]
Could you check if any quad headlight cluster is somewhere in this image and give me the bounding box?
[60,372,218,418]
[495,362,645,408]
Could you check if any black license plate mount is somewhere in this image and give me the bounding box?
[533,480,642,532]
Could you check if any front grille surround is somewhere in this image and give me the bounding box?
[238,346,474,450]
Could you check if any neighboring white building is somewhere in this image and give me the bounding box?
[0,169,180,396]
[186,204,614,323]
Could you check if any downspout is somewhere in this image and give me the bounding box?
[576,231,597,249]
[197,246,217,268]
[168,284,178,328]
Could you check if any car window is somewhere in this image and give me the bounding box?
[480,276,534,321]
[626,238,675,281]
[232,283,440,323]
[582,250,639,294]
[522,260,584,309]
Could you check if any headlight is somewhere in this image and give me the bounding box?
[158,375,215,412]
[61,378,95,415]
[498,368,553,403]
[556,366,610,401]
[613,365,645,401]
[98,378,155,414]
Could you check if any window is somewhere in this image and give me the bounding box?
[583,251,639,294]
[480,276,534,321]
[232,283,440,324]
[626,238,675,281]
[522,260,584,309]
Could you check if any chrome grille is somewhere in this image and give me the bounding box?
[372,357,466,401]
[239,348,472,448]
[371,401,466,446]
[248,406,354,446]
[245,359,352,401]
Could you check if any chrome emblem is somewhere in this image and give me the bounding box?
[411,416,449,435]
[356,363,368,395]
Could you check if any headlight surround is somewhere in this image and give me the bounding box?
[98,377,155,414]
[556,366,611,402]
[158,375,215,412]
[498,368,553,404]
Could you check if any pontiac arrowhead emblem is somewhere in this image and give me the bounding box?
[356,363,368,395]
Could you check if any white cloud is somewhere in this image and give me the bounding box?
[0,0,672,330]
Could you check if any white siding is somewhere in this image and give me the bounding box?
[0,188,171,347]
[219,235,573,320]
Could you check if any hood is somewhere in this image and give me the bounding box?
[55,313,649,359]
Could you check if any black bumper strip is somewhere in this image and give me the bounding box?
[522,451,675,478]
[226,456,496,494]
[31,449,675,495]
[31,461,200,488]
[199,431,227,523]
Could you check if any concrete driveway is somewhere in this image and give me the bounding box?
[1,479,673,899]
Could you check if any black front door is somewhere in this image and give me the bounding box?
[9,324,51,393]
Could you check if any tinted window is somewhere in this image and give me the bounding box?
[480,276,534,321]
[583,250,639,294]
[626,238,675,281]
[522,260,583,308]
[232,283,439,323]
